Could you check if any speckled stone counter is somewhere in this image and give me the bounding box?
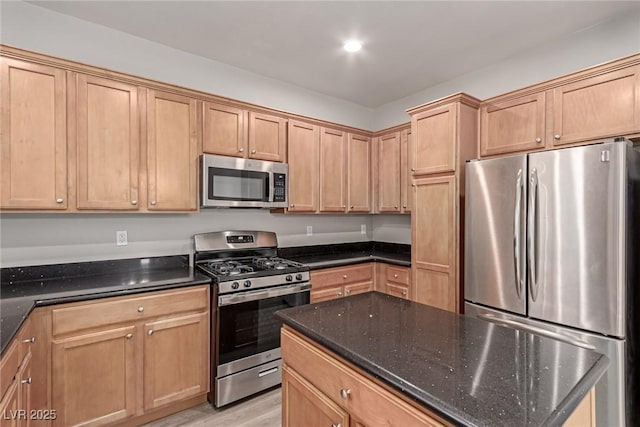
[0,255,210,354]
[279,241,410,269]
[275,292,609,427]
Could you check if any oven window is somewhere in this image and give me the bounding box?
[208,168,269,201]
[218,291,309,366]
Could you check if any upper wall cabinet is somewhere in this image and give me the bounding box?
[203,102,286,162]
[75,74,141,210]
[287,120,319,213]
[377,131,401,213]
[146,90,199,211]
[0,58,68,210]
[319,127,347,213]
[410,103,456,175]
[347,133,371,213]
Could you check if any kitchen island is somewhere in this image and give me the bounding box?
[275,292,608,427]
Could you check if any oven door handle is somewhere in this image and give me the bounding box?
[218,283,311,306]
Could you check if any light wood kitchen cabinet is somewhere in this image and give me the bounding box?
[202,102,246,157]
[347,133,371,213]
[0,58,67,210]
[310,264,374,303]
[50,286,210,427]
[287,120,319,213]
[400,128,412,213]
[412,176,457,312]
[479,92,546,156]
[377,132,401,213]
[203,103,287,162]
[146,90,199,211]
[319,127,347,213]
[248,111,286,162]
[282,366,349,427]
[410,103,456,175]
[384,265,411,300]
[75,74,141,210]
[551,66,640,146]
[282,327,448,427]
[0,380,19,427]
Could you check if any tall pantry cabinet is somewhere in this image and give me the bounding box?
[407,93,480,313]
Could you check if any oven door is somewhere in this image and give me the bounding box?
[201,154,273,208]
[216,282,310,376]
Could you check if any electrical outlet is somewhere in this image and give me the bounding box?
[361,224,366,235]
[306,226,313,236]
[116,230,128,246]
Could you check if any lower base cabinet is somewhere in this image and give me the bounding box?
[310,264,374,303]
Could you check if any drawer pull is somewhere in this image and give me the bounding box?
[131,200,137,205]
[402,291,407,296]
[337,292,343,297]
[393,274,398,278]
[251,150,256,154]
[126,333,133,339]
[340,388,351,399]
[21,377,32,385]
[346,289,351,294]
[56,198,64,204]
[137,306,144,313]
[239,147,244,153]
[258,367,279,378]
[22,337,35,344]
[342,275,348,279]
[148,330,154,336]
[332,424,342,427]
[554,134,561,140]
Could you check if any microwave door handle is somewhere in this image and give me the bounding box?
[268,171,275,205]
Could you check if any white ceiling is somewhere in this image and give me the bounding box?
[28,1,640,108]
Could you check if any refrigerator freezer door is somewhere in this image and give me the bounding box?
[527,141,626,337]
[465,302,625,427]
[465,155,527,315]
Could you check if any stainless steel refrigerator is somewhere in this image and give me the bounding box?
[464,139,639,427]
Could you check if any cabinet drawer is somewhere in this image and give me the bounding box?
[52,286,209,336]
[344,282,372,297]
[282,328,446,427]
[311,264,374,289]
[386,266,410,285]
[311,285,344,303]
[387,283,410,300]
[0,340,19,401]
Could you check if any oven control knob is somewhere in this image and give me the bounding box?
[243,280,251,288]
[286,275,293,281]
[232,282,240,290]
[296,273,303,281]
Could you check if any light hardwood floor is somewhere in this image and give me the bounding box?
[144,388,281,427]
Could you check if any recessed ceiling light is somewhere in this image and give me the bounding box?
[343,40,362,52]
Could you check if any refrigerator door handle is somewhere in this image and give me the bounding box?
[477,314,596,350]
[513,169,523,299]
[528,168,539,302]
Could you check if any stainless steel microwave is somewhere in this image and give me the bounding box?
[200,154,288,208]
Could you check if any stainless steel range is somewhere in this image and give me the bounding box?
[194,231,310,407]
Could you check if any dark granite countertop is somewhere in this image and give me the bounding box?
[275,292,609,427]
[279,241,411,269]
[0,255,211,355]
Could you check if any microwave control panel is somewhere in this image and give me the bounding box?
[274,174,286,202]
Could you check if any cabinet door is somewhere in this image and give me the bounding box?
[52,326,137,427]
[411,104,456,175]
[552,66,640,146]
[0,58,67,210]
[143,312,208,411]
[311,285,344,303]
[203,102,247,157]
[248,111,286,162]
[377,132,401,213]
[400,128,412,213]
[287,120,318,212]
[147,90,198,211]
[480,93,546,156]
[319,127,346,212]
[282,366,349,427]
[0,380,19,427]
[76,75,140,210]
[17,353,32,427]
[347,133,371,213]
[344,282,373,297]
[412,176,457,312]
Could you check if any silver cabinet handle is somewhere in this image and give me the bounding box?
[528,168,539,302]
[346,289,351,294]
[340,388,351,399]
[21,378,31,385]
[251,149,256,154]
[513,169,523,300]
[150,201,157,205]
[342,275,348,279]
[395,205,398,209]
[289,204,295,208]
[131,200,137,205]
[125,333,133,340]
[22,337,35,344]
[402,204,407,208]
[239,147,244,152]
[332,424,342,427]
[554,134,561,140]
[393,274,398,278]
[56,198,64,204]
[137,306,144,313]
[337,292,343,296]
[535,137,542,143]
[411,168,415,172]
[147,330,154,336]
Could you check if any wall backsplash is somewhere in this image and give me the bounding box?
[0,212,410,268]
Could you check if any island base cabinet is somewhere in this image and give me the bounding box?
[52,326,137,427]
[282,366,349,427]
